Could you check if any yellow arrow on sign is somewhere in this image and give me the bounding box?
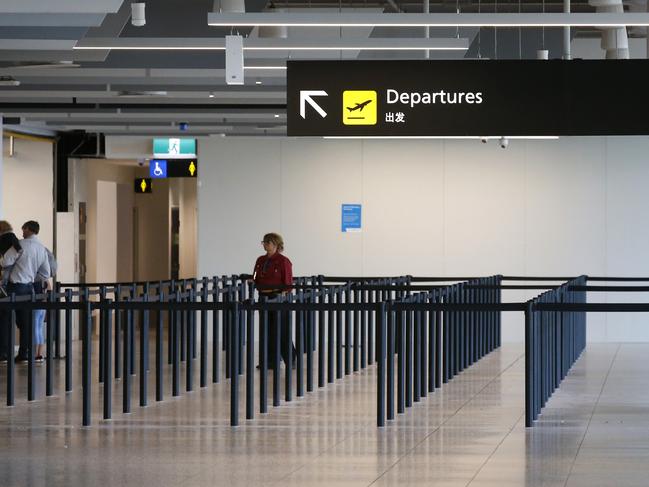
[189,161,196,176]
[140,179,147,192]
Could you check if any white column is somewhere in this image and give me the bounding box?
[424,0,429,59]
[0,115,4,218]
[564,0,572,60]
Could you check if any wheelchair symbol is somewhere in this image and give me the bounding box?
[149,159,167,178]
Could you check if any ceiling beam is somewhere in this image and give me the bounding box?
[207,12,649,27]
[0,40,77,50]
[0,14,106,27]
[0,0,122,14]
[0,50,109,61]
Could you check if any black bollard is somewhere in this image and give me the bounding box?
[246,300,254,420]
[156,289,164,401]
[103,299,113,420]
[65,289,73,393]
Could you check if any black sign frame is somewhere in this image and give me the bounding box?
[287,60,649,137]
[134,178,153,194]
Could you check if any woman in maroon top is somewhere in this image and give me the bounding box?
[253,233,295,369]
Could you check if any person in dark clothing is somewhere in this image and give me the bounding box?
[253,232,295,369]
[0,232,22,363]
[1,224,50,363]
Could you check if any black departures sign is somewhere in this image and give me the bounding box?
[135,178,153,194]
[287,60,649,137]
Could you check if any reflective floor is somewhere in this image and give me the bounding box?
[0,342,646,487]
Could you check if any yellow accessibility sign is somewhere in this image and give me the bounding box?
[343,90,377,126]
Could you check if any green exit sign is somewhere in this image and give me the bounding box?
[153,138,196,158]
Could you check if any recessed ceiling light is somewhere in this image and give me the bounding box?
[255,80,262,85]
[116,90,167,97]
[208,92,215,98]
[245,65,287,70]
[274,114,280,118]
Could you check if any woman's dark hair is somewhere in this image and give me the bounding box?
[0,232,22,255]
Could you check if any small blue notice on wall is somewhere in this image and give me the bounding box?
[341,204,362,233]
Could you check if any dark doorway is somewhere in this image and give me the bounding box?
[171,207,180,280]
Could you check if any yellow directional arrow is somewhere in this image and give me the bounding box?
[140,179,147,192]
[189,161,196,176]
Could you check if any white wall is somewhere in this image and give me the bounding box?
[72,159,134,284]
[96,180,118,283]
[197,136,649,343]
[1,135,54,249]
[72,159,175,283]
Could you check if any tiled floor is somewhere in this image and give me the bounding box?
[0,342,646,486]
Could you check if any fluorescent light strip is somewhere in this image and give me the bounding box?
[207,12,649,27]
[323,136,560,140]
[248,46,467,51]
[244,66,287,70]
[73,46,466,51]
[73,37,468,51]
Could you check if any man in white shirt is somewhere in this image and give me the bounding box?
[21,221,56,362]
[1,220,50,362]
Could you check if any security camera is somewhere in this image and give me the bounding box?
[131,3,146,27]
[137,158,146,167]
[480,137,488,144]
[499,137,509,149]
[179,122,189,131]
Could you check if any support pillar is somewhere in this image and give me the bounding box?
[0,116,3,218]
[424,0,429,60]
[564,0,572,60]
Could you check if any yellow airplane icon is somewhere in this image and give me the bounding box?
[343,90,377,125]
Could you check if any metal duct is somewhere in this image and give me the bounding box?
[589,0,629,59]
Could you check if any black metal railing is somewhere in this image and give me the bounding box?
[375,276,502,426]
[7,274,649,430]
[524,276,587,427]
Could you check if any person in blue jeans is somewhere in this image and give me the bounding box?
[22,221,56,363]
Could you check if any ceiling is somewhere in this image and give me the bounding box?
[0,0,625,137]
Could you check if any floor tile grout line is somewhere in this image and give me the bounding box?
[366,350,526,487]
[562,344,621,487]
[464,411,526,487]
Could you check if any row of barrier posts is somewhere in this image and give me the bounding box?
[226,276,413,425]
[522,275,587,426]
[376,276,502,427]
[0,276,248,422]
[0,274,419,426]
[17,273,649,430]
